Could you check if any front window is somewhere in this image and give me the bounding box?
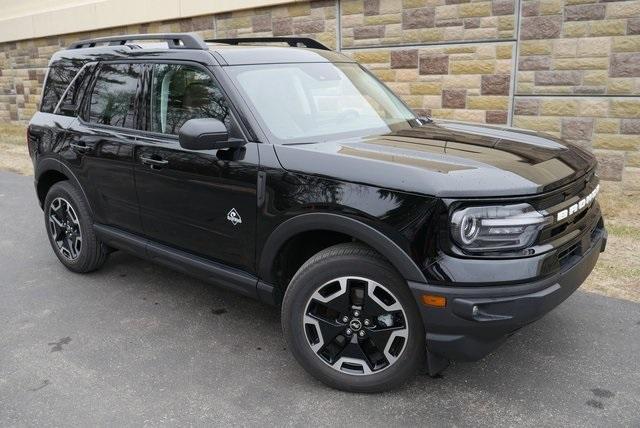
[225,62,417,144]
[150,64,231,135]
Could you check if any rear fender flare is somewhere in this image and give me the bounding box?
[35,157,93,215]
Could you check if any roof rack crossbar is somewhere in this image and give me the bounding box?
[68,33,208,50]
[206,37,331,51]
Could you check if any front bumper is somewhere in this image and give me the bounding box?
[409,227,607,361]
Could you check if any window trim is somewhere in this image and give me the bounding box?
[79,59,250,144]
[83,62,146,131]
[147,62,233,137]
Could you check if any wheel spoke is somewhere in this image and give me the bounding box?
[66,203,79,224]
[50,213,65,228]
[339,339,368,361]
[362,292,388,318]
[362,281,403,318]
[73,235,82,256]
[303,276,409,376]
[365,327,394,354]
[309,278,349,314]
[308,314,345,348]
[47,197,82,261]
[49,218,62,241]
[331,340,374,374]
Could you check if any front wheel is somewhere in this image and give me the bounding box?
[282,243,425,392]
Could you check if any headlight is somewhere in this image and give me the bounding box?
[450,203,552,253]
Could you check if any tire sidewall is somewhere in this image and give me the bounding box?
[282,249,425,392]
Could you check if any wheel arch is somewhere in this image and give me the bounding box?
[258,213,427,290]
[35,158,93,215]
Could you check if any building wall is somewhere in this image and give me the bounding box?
[0,0,297,43]
[0,0,638,183]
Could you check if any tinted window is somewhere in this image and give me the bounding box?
[150,64,230,135]
[56,65,94,117]
[89,63,143,129]
[41,65,82,113]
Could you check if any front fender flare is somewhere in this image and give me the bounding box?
[258,213,427,285]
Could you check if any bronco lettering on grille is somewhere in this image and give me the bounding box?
[556,185,599,222]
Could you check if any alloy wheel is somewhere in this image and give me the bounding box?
[303,276,408,375]
[48,197,82,261]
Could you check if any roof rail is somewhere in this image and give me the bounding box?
[68,33,208,50]
[206,37,331,51]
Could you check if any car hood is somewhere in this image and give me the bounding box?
[273,121,597,198]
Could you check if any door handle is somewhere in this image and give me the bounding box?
[140,156,169,167]
[70,142,91,152]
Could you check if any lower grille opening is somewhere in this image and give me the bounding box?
[557,243,580,265]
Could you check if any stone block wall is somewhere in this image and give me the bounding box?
[348,42,515,124]
[216,1,338,48]
[340,0,516,47]
[0,0,638,183]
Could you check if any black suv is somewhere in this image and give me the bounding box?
[28,33,606,392]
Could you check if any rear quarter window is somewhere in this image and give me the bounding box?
[40,65,82,113]
[56,65,94,116]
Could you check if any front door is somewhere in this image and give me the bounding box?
[134,63,258,273]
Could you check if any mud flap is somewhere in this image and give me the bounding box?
[420,349,450,377]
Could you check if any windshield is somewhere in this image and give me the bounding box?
[225,62,417,144]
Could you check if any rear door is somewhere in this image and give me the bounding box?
[67,62,147,234]
[133,63,259,272]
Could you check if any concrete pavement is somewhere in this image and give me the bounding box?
[0,171,639,426]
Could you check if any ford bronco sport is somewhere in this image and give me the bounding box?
[28,33,607,392]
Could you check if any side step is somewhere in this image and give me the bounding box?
[93,223,277,304]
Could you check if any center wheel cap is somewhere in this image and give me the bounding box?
[349,319,362,332]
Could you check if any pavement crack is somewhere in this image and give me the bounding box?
[48,336,71,352]
[586,399,604,409]
[591,388,615,399]
[28,379,51,392]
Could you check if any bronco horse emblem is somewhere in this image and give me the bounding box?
[226,208,242,226]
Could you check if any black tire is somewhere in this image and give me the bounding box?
[43,181,108,273]
[282,243,425,393]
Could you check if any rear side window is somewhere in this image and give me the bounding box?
[56,65,94,117]
[150,64,231,135]
[41,65,82,113]
[88,63,144,129]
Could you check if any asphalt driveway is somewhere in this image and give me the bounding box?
[0,171,639,427]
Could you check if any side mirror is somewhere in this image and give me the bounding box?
[178,118,243,150]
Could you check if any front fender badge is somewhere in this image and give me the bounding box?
[227,208,242,226]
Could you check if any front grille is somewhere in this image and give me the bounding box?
[535,170,595,211]
[535,171,600,249]
[547,207,589,240]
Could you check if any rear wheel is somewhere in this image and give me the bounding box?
[44,181,108,273]
[282,243,425,392]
